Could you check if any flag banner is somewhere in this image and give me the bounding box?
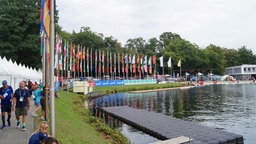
[63,40,67,71]
[72,44,76,72]
[144,55,147,73]
[136,55,140,64]
[130,54,132,73]
[177,59,181,67]
[106,51,109,73]
[87,49,89,73]
[159,56,164,67]
[132,55,135,64]
[148,56,152,74]
[95,49,98,75]
[76,45,79,71]
[59,54,62,70]
[40,0,50,37]
[98,50,101,73]
[110,52,112,74]
[90,48,92,73]
[137,56,140,73]
[118,53,120,74]
[69,42,73,71]
[140,57,144,73]
[79,46,82,60]
[80,58,82,72]
[152,55,156,65]
[82,47,85,60]
[132,55,136,73]
[102,51,104,73]
[114,53,116,73]
[122,53,124,73]
[168,57,172,68]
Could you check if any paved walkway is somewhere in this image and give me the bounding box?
[0,103,35,144]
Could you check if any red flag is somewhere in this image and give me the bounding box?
[152,56,156,64]
[102,51,104,73]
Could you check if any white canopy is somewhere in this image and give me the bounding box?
[0,56,42,89]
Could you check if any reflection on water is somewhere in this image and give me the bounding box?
[92,84,256,144]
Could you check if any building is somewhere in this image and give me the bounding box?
[225,65,256,80]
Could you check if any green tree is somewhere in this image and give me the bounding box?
[204,44,225,74]
[103,36,121,51]
[71,26,104,49]
[125,37,146,53]
[238,46,256,64]
[223,48,240,67]
[0,0,41,68]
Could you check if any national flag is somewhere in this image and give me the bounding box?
[132,55,135,64]
[148,57,152,74]
[63,40,67,71]
[102,51,104,73]
[40,0,50,37]
[98,50,101,73]
[168,57,172,68]
[143,55,147,73]
[59,54,62,70]
[114,53,116,73]
[140,57,144,73]
[177,59,181,67]
[90,48,92,73]
[56,35,62,54]
[118,53,120,74]
[128,55,131,63]
[125,54,128,64]
[136,55,140,64]
[137,56,140,73]
[110,52,112,74]
[80,58,82,72]
[72,44,76,72]
[152,56,156,65]
[69,42,73,71]
[106,51,109,73]
[87,49,89,73]
[159,56,164,67]
[122,53,124,73]
[95,49,98,74]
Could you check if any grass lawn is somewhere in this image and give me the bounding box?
[35,91,120,144]
[92,82,182,94]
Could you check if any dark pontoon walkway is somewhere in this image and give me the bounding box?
[101,106,243,144]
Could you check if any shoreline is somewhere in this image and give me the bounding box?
[128,80,254,93]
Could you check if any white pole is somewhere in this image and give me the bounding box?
[50,0,55,137]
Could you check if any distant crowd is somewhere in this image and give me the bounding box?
[0,80,58,144]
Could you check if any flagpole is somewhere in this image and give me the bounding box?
[50,0,55,136]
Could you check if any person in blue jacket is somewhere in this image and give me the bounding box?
[0,80,14,129]
[28,121,49,144]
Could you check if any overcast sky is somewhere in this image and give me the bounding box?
[57,0,256,53]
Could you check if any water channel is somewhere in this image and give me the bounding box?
[91,84,256,144]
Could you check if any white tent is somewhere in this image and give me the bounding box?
[0,56,42,89]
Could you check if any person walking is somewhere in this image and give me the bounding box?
[0,80,14,129]
[32,85,41,117]
[12,81,31,131]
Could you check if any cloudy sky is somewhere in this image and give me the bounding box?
[57,0,256,52]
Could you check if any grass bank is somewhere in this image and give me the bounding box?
[35,91,128,144]
[92,82,182,96]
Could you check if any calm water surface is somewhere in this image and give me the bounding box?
[92,84,256,144]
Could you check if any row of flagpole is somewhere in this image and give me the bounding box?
[54,34,183,81]
[54,34,162,80]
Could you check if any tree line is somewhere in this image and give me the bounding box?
[1,1,256,75]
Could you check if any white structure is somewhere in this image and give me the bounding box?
[225,65,256,80]
[0,56,42,89]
